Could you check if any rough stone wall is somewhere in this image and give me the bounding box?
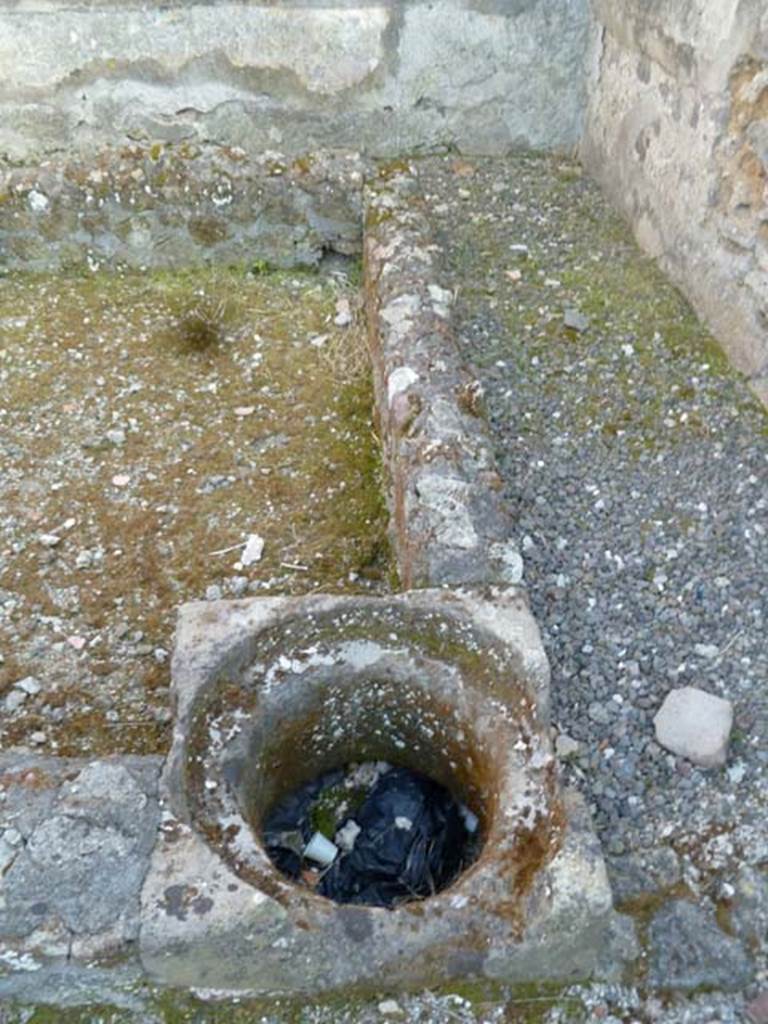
[0,146,364,271]
[0,0,590,164]
[582,0,768,403]
[363,165,525,590]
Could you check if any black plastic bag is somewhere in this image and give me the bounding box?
[264,764,473,908]
[318,767,468,907]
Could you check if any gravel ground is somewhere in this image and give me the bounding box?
[0,266,387,757]
[418,153,768,1018]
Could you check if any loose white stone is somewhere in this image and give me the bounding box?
[563,307,589,332]
[241,534,264,566]
[27,189,49,213]
[555,733,581,760]
[654,686,733,768]
[333,298,352,326]
[694,643,719,660]
[4,690,27,712]
[38,533,61,548]
[15,676,42,695]
[378,1000,403,1017]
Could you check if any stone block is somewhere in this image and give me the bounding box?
[653,685,733,768]
[0,755,162,973]
[139,589,615,996]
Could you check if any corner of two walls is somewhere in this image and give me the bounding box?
[580,0,768,405]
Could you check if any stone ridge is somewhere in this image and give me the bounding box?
[363,164,525,590]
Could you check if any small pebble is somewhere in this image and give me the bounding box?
[378,1000,403,1017]
[4,690,28,712]
[15,676,42,696]
[555,732,581,759]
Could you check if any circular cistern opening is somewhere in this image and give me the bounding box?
[190,645,501,909]
[262,759,481,908]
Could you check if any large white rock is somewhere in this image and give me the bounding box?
[654,686,733,768]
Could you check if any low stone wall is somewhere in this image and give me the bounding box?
[0,0,590,165]
[363,164,525,591]
[582,0,768,403]
[0,146,364,271]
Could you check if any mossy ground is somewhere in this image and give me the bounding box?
[0,266,388,756]
[5,978,586,1024]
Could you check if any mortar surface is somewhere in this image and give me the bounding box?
[0,267,388,757]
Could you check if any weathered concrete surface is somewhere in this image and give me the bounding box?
[648,899,754,992]
[582,0,768,403]
[0,146,364,272]
[0,963,147,1012]
[138,590,615,996]
[364,164,525,590]
[0,0,591,164]
[0,755,162,984]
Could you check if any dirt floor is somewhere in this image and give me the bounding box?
[0,266,389,756]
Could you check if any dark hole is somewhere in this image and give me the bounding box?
[262,761,480,908]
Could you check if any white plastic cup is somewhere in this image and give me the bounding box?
[303,832,339,867]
